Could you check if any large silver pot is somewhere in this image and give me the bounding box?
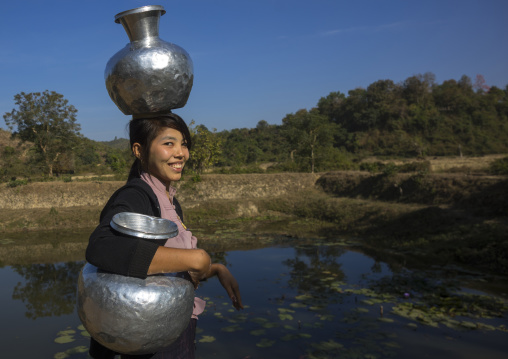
[77,213,194,354]
[77,265,194,355]
[105,5,194,117]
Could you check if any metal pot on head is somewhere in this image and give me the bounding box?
[105,5,194,117]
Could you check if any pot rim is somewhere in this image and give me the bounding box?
[114,5,166,24]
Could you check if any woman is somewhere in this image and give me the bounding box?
[85,114,243,359]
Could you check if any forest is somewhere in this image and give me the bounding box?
[2,73,508,182]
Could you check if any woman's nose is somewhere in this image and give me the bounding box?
[174,144,184,157]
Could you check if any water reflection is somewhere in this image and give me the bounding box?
[283,244,345,296]
[0,230,507,359]
[11,261,84,319]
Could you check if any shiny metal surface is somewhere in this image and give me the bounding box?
[77,263,194,355]
[111,212,178,240]
[105,5,193,116]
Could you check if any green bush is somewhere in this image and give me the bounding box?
[381,162,399,177]
[6,178,29,188]
[489,156,508,175]
[214,164,265,174]
[359,162,381,173]
[398,161,431,173]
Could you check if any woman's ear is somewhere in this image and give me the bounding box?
[132,143,142,159]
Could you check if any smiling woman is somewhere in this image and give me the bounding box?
[133,127,190,185]
[85,113,243,359]
[127,114,193,183]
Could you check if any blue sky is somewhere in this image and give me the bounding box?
[1,0,507,141]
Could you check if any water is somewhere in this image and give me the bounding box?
[0,233,507,359]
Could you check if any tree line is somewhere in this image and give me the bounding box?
[215,73,508,173]
[2,73,508,181]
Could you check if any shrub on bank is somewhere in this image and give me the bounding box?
[6,178,29,188]
[489,156,508,175]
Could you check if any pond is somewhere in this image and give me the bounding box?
[0,228,507,359]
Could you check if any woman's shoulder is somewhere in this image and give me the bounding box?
[114,178,157,199]
[100,178,160,219]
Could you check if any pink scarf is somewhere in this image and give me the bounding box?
[141,173,205,318]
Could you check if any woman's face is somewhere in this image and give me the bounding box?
[139,127,190,187]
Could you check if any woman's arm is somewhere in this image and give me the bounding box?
[148,246,211,279]
[203,263,243,310]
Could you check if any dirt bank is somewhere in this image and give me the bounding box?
[0,172,506,273]
[0,173,319,232]
[316,171,508,216]
[0,173,320,210]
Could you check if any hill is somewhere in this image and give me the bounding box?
[100,137,130,150]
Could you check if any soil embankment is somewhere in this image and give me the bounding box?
[0,173,319,210]
[0,171,506,272]
[0,173,319,231]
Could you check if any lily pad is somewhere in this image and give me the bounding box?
[256,338,276,348]
[198,335,216,343]
[251,317,269,324]
[309,305,325,311]
[407,323,418,329]
[54,335,74,344]
[312,339,343,351]
[278,308,295,314]
[460,321,478,330]
[279,313,294,321]
[57,330,75,336]
[318,314,334,321]
[66,346,88,354]
[221,325,241,332]
[281,334,299,341]
[262,322,280,329]
[250,329,266,336]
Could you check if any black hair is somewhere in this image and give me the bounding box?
[127,113,192,181]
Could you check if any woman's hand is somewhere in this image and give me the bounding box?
[188,269,205,289]
[213,264,243,310]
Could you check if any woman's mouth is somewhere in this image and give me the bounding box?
[169,162,184,171]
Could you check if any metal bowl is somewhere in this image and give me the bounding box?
[77,264,194,355]
[110,212,178,240]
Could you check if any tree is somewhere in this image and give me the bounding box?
[12,262,83,319]
[281,108,336,173]
[188,121,223,174]
[473,74,490,93]
[3,90,81,176]
[402,73,435,106]
[317,91,346,123]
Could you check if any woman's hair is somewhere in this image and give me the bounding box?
[127,113,192,181]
